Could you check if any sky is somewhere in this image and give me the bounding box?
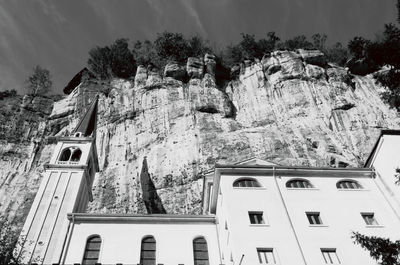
[0,0,397,94]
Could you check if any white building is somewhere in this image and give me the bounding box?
[15,98,400,265]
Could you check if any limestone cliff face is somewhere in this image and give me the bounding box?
[1,50,400,221]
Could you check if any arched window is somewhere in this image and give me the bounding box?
[193,237,209,265]
[233,178,261,188]
[337,180,363,189]
[82,235,101,265]
[140,236,156,265]
[286,179,314,188]
[59,148,71,161]
[71,149,82,162]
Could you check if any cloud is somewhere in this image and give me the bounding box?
[36,0,66,23]
[179,0,207,36]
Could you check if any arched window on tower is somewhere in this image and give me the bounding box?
[337,180,363,189]
[82,235,101,265]
[140,236,156,265]
[286,178,314,189]
[71,149,82,162]
[193,236,210,265]
[59,148,71,161]
[233,178,261,188]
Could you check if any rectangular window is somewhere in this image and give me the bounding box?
[306,212,322,225]
[249,212,265,224]
[257,248,276,264]
[321,249,340,264]
[361,213,378,225]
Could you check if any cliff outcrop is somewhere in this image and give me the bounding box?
[1,50,400,223]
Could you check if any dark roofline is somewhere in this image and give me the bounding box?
[67,213,216,224]
[364,129,400,167]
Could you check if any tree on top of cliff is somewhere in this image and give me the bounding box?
[222,32,281,66]
[26,65,52,96]
[88,38,136,80]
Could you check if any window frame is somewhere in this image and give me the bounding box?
[257,248,277,264]
[58,146,82,163]
[321,248,340,264]
[233,178,263,189]
[193,236,210,265]
[249,211,266,225]
[336,179,363,190]
[140,235,156,265]
[361,212,380,226]
[81,235,101,265]
[306,212,323,226]
[286,178,315,189]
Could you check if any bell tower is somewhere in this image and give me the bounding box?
[16,96,100,264]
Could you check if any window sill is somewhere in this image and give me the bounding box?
[309,224,329,227]
[365,225,384,228]
[249,224,270,227]
[337,189,369,191]
[233,187,266,190]
[286,188,319,191]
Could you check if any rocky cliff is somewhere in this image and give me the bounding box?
[1,50,400,225]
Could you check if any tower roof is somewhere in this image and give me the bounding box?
[72,95,98,138]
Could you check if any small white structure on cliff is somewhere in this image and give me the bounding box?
[15,96,400,265]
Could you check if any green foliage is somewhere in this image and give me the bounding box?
[395,167,400,185]
[187,35,212,58]
[0,90,17,100]
[110,39,136,78]
[279,35,313,50]
[324,42,349,66]
[0,217,20,265]
[348,37,371,59]
[87,46,112,79]
[132,33,212,70]
[221,32,281,66]
[132,40,158,67]
[352,232,400,265]
[312,33,328,51]
[26,65,52,96]
[88,38,136,79]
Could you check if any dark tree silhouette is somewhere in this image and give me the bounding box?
[26,65,52,96]
[352,232,400,265]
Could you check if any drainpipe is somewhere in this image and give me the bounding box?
[273,166,308,265]
[59,214,75,265]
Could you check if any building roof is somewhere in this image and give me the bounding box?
[364,129,400,167]
[72,95,98,138]
[67,213,216,224]
[63,67,96,95]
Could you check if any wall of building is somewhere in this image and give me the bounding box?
[215,172,400,265]
[369,134,400,211]
[64,220,221,265]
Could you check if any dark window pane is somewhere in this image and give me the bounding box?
[140,236,156,265]
[82,236,101,265]
[194,237,209,265]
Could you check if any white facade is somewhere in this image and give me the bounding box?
[204,165,400,265]
[63,214,220,265]
[16,120,400,264]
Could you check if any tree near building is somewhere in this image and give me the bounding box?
[352,232,400,265]
[26,65,52,96]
